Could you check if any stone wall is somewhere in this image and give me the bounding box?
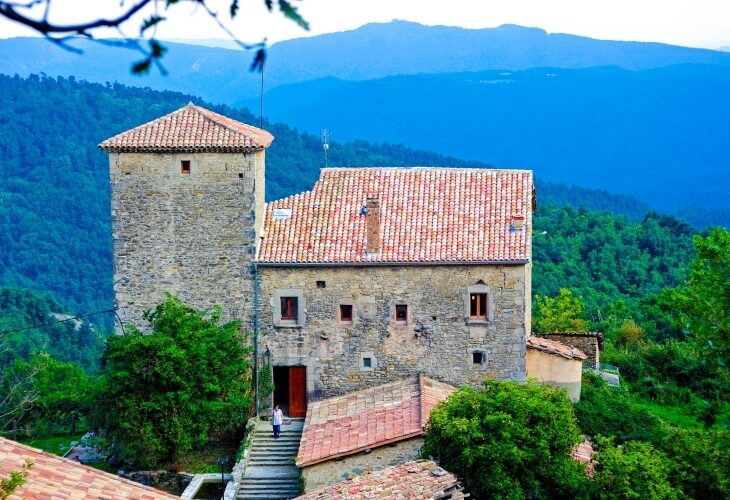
[109,150,265,330]
[257,263,529,400]
[525,348,583,402]
[539,333,601,370]
[121,470,194,495]
[301,437,423,493]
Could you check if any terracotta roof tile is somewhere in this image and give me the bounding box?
[0,438,177,499]
[98,103,274,152]
[258,167,534,264]
[526,336,587,360]
[296,376,455,467]
[295,460,466,499]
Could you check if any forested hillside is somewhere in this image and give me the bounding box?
[1,73,673,323]
[255,65,730,224]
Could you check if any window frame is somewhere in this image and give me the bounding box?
[469,293,488,320]
[395,304,408,323]
[339,304,353,323]
[280,296,298,321]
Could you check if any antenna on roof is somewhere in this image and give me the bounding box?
[320,129,330,168]
[259,59,265,129]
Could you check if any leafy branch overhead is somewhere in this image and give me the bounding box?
[0,0,309,73]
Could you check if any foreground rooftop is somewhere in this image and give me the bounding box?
[297,375,456,467]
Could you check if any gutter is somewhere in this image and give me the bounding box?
[255,259,529,268]
[252,262,260,416]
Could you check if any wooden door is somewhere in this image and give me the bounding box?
[288,366,307,417]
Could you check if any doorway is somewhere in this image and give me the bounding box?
[273,366,307,418]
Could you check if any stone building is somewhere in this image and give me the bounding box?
[257,167,535,412]
[526,335,587,402]
[100,105,536,416]
[99,103,272,328]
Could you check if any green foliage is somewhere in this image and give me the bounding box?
[533,288,588,333]
[532,208,696,337]
[258,361,274,413]
[1,354,96,437]
[422,380,589,499]
[603,340,730,422]
[92,294,253,468]
[665,228,730,372]
[592,437,679,499]
[0,460,32,500]
[656,428,730,498]
[0,288,107,372]
[574,372,665,444]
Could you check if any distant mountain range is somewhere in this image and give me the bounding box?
[248,64,730,217]
[3,21,730,104]
[1,21,728,225]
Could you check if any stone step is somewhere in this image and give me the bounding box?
[237,494,299,500]
[249,453,296,458]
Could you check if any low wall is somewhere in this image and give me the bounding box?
[222,417,257,500]
[121,470,194,495]
[301,437,423,493]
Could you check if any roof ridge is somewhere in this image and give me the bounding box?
[191,104,266,147]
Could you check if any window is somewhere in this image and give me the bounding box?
[395,304,408,322]
[363,357,372,368]
[316,280,326,288]
[180,160,191,174]
[472,352,484,365]
[470,293,487,319]
[280,297,298,321]
[340,304,353,322]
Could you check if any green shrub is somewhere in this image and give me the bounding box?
[422,380,589,499]
[592,437,680,499]
[657,428,730,497]
[574,372,666,443]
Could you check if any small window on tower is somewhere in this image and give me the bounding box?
[363,357,372,369]
[395,304,408,323]
[470,293,487,320]
[181,160,191,174]
[340,304,353,323]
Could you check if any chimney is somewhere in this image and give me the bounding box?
[366,194,380,254]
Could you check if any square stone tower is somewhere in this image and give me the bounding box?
[99,103,274,331]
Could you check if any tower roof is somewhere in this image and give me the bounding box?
[98,103,274,153]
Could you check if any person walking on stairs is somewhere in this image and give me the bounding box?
[272,404,283,438]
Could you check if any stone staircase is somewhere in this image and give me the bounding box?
[237,419,303,500]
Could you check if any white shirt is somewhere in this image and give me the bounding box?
[272,408,283,425]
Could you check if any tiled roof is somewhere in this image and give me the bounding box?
[295,460,466,499]
[98,103,274,152]
[526,336,587,360]
[258,167,534,264]
[540,331,605,350]
[296,375,455,467]
[0,438,178,499]
[573,436,595,478]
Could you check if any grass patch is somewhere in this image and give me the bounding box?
[20,434,85,456]
[631,399,703,429]
[162,441,238,473]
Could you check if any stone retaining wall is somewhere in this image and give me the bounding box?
[301,437,423,493]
